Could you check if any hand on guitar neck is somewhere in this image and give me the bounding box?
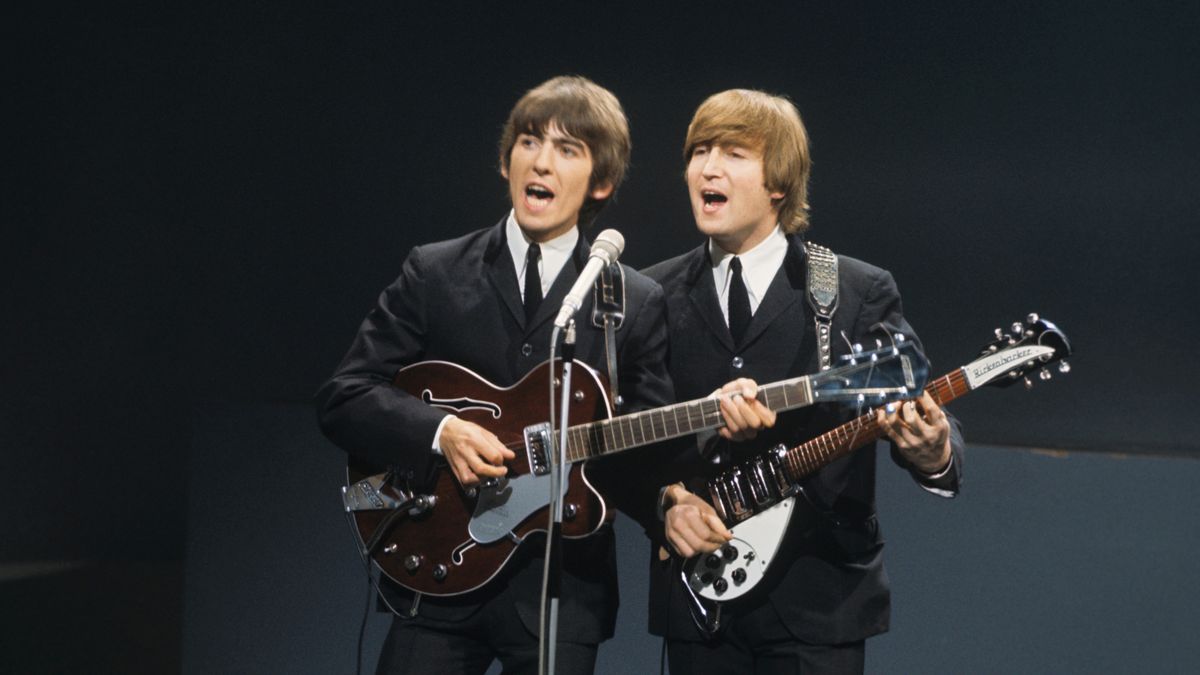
[714,378,778,442]
[875,390,952,475]
[438,416,516,487]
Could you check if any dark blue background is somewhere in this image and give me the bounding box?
[5,1,1198,671]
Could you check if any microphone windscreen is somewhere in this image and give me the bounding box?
[592,229,625,262]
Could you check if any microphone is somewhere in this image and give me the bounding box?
[554,229,625,328]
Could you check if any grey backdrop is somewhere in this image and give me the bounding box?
[5,1,1199,672]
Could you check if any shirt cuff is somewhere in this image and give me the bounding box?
[431,414,456,456]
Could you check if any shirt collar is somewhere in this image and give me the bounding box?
[505,210,579,295]
[709,225,788,315]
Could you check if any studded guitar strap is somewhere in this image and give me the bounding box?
[804,242,839,370]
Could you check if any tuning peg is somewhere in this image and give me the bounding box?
[1039,368,1052,381]
[1058,360,1070,374]
[1011,322,1023,334]
[1027,312,1040,323]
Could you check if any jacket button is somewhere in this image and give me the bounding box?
[521,343,533,356]
[731,356,744,369]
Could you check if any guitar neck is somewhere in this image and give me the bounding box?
[777,367,973,481]
[564,376,814,462]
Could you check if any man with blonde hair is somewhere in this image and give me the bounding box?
[643,89,964,673]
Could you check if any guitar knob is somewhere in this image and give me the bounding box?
[1011,322,1023,334]
[403,555,422,573]
[1039,369,1052,381]
[432,564,448,581]
[564,503,578,519]
[700,572,714,585]
[731,568,747,584]
[1059,360,1071,374]
[705,554,721,569]
[713,578,728,594]
[721,544,739,561]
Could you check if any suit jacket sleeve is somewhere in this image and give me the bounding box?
[314,245,448,479]
[855,266,965,496]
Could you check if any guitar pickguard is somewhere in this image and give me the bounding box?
[686,496,794,602]
[468,463,574,543]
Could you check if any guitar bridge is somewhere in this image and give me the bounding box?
[524,423,553,476]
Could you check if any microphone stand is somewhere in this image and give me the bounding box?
[539,320,575,675]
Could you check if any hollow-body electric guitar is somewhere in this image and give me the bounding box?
[343,340,928,597]
[681,314,1072,618]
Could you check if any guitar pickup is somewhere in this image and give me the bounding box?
[524,423,553,476]
[342,474,412,512]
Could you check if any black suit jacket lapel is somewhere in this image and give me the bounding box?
[483,219,526,328]
[684,244,736,353]
[526,230,587,334]
[738,238,808,349]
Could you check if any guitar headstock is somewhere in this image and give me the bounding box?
[965,313,1073,389]
[810,337,930,406]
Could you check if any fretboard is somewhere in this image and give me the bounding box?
[564,376,815,462]
[777,367,973,481]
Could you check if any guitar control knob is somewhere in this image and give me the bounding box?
[731,568,747,584]
[1039,368,1052,381]
[705,554,721,569]
[432,564,448,581]
[700,572,714,585]
[1059,361,1070,374]
[403,555,422,573]
[564,503,578,519]
[721,545,738,561]
[411,494,437,514]
[713,578,729,594]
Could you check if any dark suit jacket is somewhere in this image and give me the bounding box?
[316,219,674,643]
[642,234,964,645]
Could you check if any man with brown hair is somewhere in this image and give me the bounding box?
[316,76,674,674]
[643,89,964,673]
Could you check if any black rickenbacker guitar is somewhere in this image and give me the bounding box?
[343,340,928,597]
[681,315,1072,620]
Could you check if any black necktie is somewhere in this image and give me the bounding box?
[728,256,751,344]
[524,243,542,322]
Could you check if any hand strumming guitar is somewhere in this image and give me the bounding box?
[438,416,516,487]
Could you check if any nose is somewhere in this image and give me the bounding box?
[533,141,554,175]
[701,148,724,177]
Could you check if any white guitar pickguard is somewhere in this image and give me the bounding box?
[687,496,795,601]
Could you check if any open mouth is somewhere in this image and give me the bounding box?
[701,190,727,211]
[525,184,555,206]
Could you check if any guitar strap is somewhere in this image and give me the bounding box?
[590,262,625,411]
[804,242,839,370]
